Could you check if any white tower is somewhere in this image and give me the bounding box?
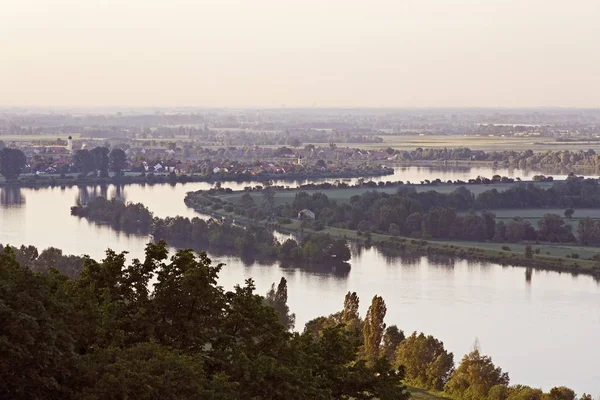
[67,135,73,152]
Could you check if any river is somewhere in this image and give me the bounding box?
[0,165,599,395]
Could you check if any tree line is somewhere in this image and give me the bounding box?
[201,180,600,244]
[70,197,351,267]
[389,147,600,170]
[304,290,588,400]
[1,243,590,399]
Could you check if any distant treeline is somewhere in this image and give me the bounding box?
[70,197,350,267]
[389,147,600,169]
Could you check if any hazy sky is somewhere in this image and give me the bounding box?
[2,0,600,108]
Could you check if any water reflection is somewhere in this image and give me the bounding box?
[76,184,127,205]
[0,187,25,208]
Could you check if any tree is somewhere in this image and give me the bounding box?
[564,208,575,220]
[548,386,576,400]
[73,149,94,175]
[0,147,26,180]
[240,192,256,210]
[524,244,533,259]
[382,325,404,361]
[90,146,110,177]
[109,148,128,175]
[482,210,497,241]
[264,277,296,331]
[388,223,401,236]
[288,137,302,147]
[395,332,454,390]
[261,187,275,213]
[342,291,360,323]
[363,295,387,362]
[445,349,509,400]
[538,214,575,243]
[0,248,77,398]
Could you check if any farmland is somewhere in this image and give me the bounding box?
[331,134,600,152]
[466,208,600,229]
[216,181,556,206]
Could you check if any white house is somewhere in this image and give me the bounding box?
[298,209,316,220]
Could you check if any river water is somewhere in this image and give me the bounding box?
[1,166,599,394]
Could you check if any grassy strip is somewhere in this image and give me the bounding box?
[407,386,454,400]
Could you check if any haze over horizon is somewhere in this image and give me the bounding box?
[3,0,600,108]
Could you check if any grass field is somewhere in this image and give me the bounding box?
[436,240,598,260]
[466,208,600,230]
[217,181,555,206]
[318,134,600,152]
[407,386,453,400]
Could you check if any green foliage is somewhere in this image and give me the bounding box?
[363,295,387,362]
[537,214,575,243]
[73,149,95,175]
[564,208,575,220]
[0,147,26,180]
[264,277,296,331]
[395,332,454,391]
[0,247,77,399]
[444,349,509,400]
[548,386,576,400]
[0,242,408,399]
[109,148,128,174]
[524,245,533,259]
[90,147,110,177]
[382,325,405,361]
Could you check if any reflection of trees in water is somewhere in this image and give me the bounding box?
[76,184,127,206]
[205,246,351,278]
[0,187,25,208]
[525,267,532,284]
[377,247,426,267]
[279,261,350,279]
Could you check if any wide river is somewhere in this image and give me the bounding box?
[1,166,599,394]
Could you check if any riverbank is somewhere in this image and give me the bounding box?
[187,195,600,278]
[0,167,394,189]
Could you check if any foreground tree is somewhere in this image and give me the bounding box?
[264,277,296,330]
[1,241,408,399]
[382,325,405,361]
[395,332,454,390]
[445,348,509,400]
[0,148,26,180]
[363,295,387,362]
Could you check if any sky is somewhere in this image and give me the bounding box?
[2,0,600,108]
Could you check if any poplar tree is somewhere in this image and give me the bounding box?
[363,295,387,361]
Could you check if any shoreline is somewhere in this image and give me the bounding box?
[0,168,393,189]
[187,195,600,278]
